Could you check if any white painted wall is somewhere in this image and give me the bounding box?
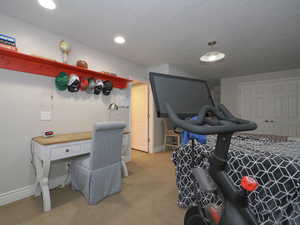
[221,69,300,116]
[208,80,221,105]
[147,64,194,77]
[168,64,195,78]
[147,64,169,75]
[0,13,147,197]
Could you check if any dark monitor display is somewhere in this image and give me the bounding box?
[149,72,214,118]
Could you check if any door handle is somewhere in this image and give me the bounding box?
[265,120,275,123]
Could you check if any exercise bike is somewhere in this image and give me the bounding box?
[149,72,259,225]
[167,103,258,225]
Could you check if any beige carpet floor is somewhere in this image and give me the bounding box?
[0,151,185,225]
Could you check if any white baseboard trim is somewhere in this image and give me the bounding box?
[0,175,69,206]
[0,185,34,206]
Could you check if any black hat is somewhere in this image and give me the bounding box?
[94,79,103,95]
[102,80,113,95]
[67,74,80,92]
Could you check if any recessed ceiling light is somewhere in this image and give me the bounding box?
[200,41,225,62]
[114,36,126,44]
[38,0,56,10]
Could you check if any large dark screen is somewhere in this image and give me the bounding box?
[150,72,214,118]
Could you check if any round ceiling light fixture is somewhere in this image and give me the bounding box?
[200,41,225,63]
[114,36,126,44]
[38,0,56,10]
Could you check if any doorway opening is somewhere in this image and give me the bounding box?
[130,81,150,153]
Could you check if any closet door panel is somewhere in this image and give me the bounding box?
[238,79,300,137]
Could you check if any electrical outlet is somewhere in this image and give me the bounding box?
[40,111,52,121]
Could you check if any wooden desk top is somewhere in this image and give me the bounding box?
[32,131,130,146]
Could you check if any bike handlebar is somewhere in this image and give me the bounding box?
[166,103,257,135]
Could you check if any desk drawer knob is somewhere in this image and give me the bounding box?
[65,149,70,153]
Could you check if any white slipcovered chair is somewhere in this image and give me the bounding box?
[71,122,126,204]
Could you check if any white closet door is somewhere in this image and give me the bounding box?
[269,80,300,136]
[238,78,300,137]
[239,83,271,134]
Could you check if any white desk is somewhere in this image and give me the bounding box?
[32,131,130,212]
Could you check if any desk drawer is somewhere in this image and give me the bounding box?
[51,144,81,160]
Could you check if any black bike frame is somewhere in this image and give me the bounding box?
[209,133,258,225]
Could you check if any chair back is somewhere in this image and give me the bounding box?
[90,122,126,170]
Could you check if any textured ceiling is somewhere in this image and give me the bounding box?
[1,0,300,79]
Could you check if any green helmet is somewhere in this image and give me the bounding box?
[55,72,69,91]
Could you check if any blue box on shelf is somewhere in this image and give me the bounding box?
[0,34,16,47]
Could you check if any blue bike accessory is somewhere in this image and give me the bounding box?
[181,116,207,145]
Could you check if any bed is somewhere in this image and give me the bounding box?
[172,134,300,225]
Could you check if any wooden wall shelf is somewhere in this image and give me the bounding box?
[0,47,131,89]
